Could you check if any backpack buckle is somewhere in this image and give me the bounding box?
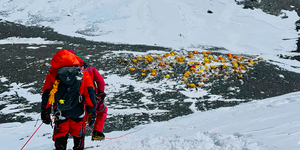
[55,110,66,120]
[79,95,83,103]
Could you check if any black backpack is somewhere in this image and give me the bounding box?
[55,66,83,111]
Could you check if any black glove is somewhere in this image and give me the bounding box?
[86,112,96,127]
[96,92,106,101]
[95,92,106,112]
[41,110,51,125]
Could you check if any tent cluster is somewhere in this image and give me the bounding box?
[119,50,263,88]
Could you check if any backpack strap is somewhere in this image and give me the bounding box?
[48,79,60,105]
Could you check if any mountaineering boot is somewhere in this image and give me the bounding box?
[92,130,105,141]
[73,136,85,150]
[55,137,68,150]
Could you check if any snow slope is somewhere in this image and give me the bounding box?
[2,91,300,149]
[0,0,298,56]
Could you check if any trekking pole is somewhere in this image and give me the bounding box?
[34,116,39,127]
[20,122,43,150]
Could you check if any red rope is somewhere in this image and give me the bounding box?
[20,121,145,150]
[106,127,145,139]
[20,122,43,150]
[85,124,145,140]
[86,124,93,131]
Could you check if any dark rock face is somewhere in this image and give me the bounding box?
[236,0,300,17]
[236,0,300,58]
[296,19,300,31]
[2,21,300,133]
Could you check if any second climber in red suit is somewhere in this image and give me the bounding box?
[66,49,107,140]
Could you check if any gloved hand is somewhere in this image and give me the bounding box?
[96,92,106,101]
[86,112,96,127]
[95,92,106,113]
[41,110,51,125]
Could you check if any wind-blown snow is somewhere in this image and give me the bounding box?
[0,0,300,150]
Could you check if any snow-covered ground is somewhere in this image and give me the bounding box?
[0,0,298,57]
[2,91,300,150]
[0,0,300,149]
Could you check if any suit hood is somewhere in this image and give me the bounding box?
[50,50,80,68]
